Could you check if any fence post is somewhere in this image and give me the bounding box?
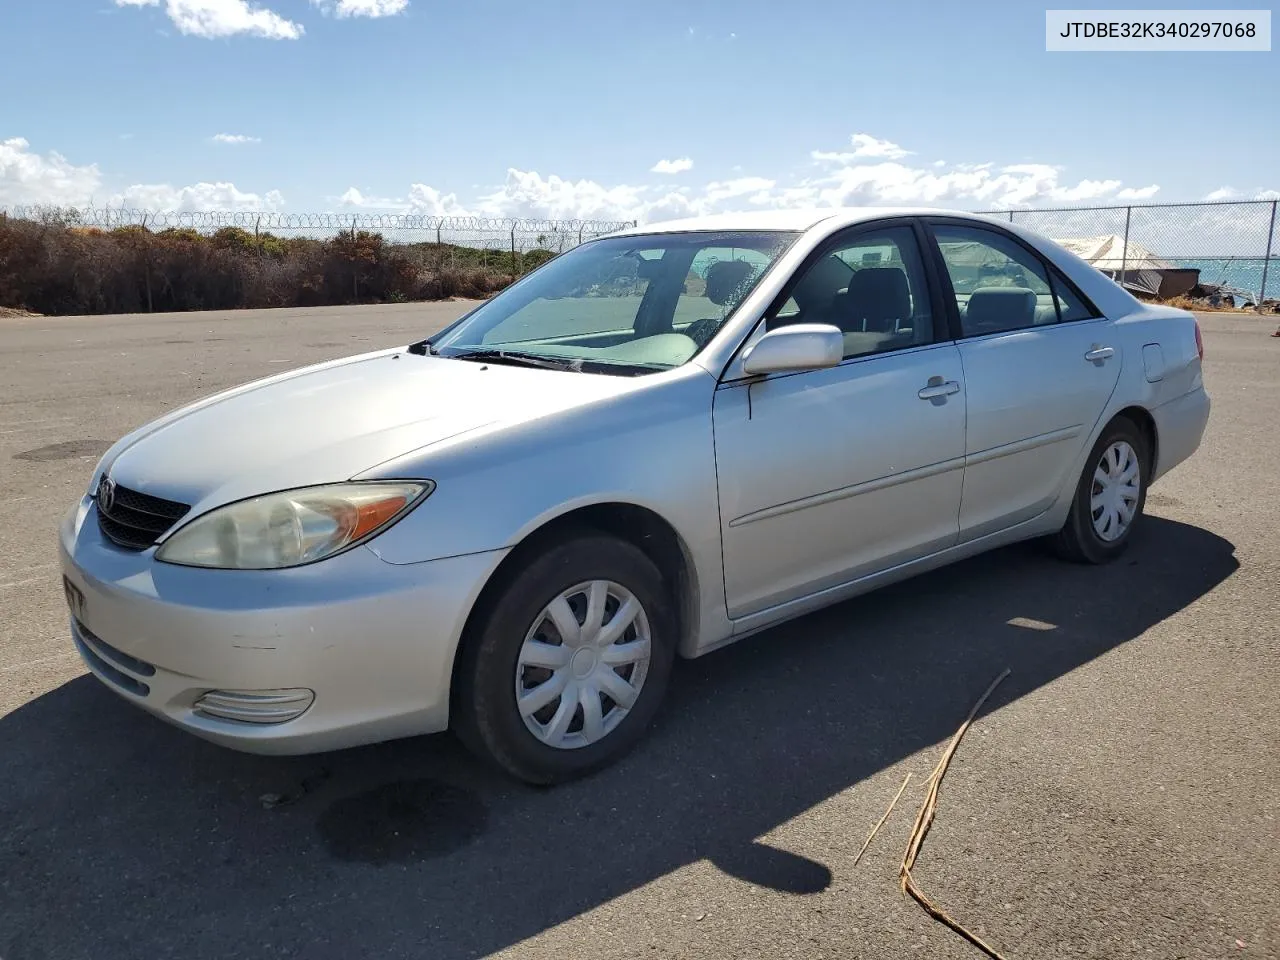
[578,226,584,246]
[1008,211,1014,223]
[351,215,360,301]
[436,223,442,246]
[141,212,153,313]
[1258,200,1277,312]
[1119,205,1132,289]
[511,226,518,276]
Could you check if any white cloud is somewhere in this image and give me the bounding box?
[702,176,776,205]
[110,182,285,212]
[473,169,647,221]
[383,142,1164,224]
[0,137,102,207]
[338,186,403,208]
[1116,184,1160,201]
[1204,185,1278,202]
[0,137,282,213]
[850,133,912,159]
[650,157,693,175]
[406,183,470,217]
[2,130,1162,224]
[114,0,303,40]
[814,133,914,164]
[312,0,409,16]
[1053,177,1125,202]
[779,155,1159,212]
[211,133,260,144]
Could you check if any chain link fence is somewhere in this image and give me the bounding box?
[4,201,1277,312]
[0,206,638,315]
[2,206,635,271]
[977,199,1279,307]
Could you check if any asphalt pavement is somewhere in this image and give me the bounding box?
[0,304,1276,959]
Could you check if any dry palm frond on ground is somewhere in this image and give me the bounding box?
[898,669,1012,960]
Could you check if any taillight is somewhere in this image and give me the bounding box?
[1194,319,1204,361]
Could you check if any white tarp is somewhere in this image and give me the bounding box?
[1054,234,1172,296]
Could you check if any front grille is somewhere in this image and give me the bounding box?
[96,482,191,550]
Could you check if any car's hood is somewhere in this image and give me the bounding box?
[103,349,634,514]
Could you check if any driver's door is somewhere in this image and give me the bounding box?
[712,221,966,620]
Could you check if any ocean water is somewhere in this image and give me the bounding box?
[1174,258,1280,303]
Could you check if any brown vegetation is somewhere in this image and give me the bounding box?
[1158,293,1276,313]
[0,214,557,316]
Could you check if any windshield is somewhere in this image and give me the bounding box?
[431,231,800,374]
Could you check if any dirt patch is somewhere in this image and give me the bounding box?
[14,439,112,462]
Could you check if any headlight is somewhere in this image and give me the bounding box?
[155,481,432,570]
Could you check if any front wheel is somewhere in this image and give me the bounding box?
[453,534,676,784]
[1050,418,1149,564]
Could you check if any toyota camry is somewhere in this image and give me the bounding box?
[59,208,1210,783]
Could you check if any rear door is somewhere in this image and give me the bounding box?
[924,219,1121,541]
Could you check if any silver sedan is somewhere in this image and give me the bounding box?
[59,208,1210,783]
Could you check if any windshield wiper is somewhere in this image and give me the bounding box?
[445,348,583,372]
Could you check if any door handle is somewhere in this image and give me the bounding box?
[1084,345,1115,363]
[918,378,961,400]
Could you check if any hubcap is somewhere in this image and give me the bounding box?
[514,580,652,750]
[1090,440,1141,542]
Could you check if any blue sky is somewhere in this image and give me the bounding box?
[1,0,1275,220]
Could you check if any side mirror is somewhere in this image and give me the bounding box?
[741,324,843,375]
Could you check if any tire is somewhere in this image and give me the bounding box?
[453,534,676,785]
[1050,417,1150,564]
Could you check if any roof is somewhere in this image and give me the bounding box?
[611,207,994,236]
[1054,234,1172,270]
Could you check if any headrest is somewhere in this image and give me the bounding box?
[844,267,911,323]
[705,259,757,306]
[635,257,666,280]
[965,287,1036,331]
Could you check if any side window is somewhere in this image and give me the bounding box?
[1049,267,1100,322]
[768,226,934,360]
[934,226,1059,336]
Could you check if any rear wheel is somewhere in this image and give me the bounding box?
[1050,417,1149,564]
[453,534,676,784]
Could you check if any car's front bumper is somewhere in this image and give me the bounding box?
[58,497,506,755]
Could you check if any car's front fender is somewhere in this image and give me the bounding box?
[356,366,734,656]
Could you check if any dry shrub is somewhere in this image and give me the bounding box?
[1161,294,1248,313]
[0,215,517,316]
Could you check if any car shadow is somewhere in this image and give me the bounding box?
[0,517,1237,959]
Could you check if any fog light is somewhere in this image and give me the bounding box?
[194,688,315,724]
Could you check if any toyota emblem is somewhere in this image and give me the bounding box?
[97,476,116,514]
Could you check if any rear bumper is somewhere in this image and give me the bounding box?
[1151,386,1210,483]
[58,497,506,755]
